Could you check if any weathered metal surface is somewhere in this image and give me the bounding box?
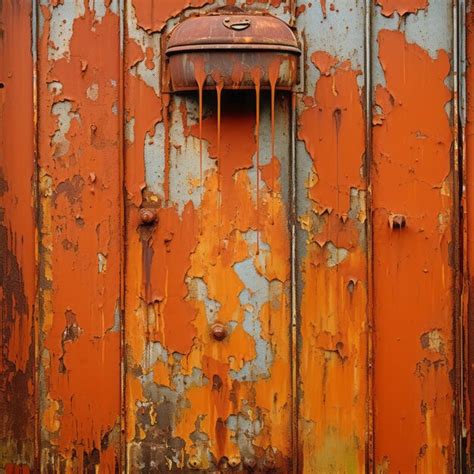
[295,2,368,472]
[1,0,473,472]
[37,1,122,471]
[0,1,37,471]
[372,2,456,472]
[125,1,293,469]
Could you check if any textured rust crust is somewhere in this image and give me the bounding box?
[0,1,37,470]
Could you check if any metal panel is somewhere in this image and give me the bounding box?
[0,1,37,470]
[124,1,293,470]
[295,2,369,472]
[37,1,122,471]
[371,2,457,472]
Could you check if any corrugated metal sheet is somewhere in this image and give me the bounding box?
[0,0,473,472]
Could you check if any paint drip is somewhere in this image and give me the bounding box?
[193,57,207,230]
[251,67,263,255]
[269,59,280,224]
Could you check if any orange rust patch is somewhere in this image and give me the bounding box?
[299,54,365,217]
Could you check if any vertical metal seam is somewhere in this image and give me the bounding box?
[455,0,468,471]
[365,0,375,472]
[459,2,470,471]
[32,0,41,469]
[118,0,127,471]
[290,90,299,474]
[453,1,465,471]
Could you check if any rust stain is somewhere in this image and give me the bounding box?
[0,0,36,469]
[373,29,454,472]
[319,0,327,18]
[38,3,121,470]
[298,51,368,472]
[376,0,429,17]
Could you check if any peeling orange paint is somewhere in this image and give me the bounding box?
[373,29,454,472]
[298,51,367,472]
[132,0,213,33]
[376,0,429,17]
[126,86,292,469]
[38,4,121,471]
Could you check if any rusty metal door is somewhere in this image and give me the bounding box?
[1,0,473,473]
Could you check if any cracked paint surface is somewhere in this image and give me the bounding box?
[38,1,122,471]
[372,27,455,473]
[297,44,368,474]
[126,89,292,470]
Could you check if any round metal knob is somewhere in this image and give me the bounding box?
[139,208,158,225]
[211,323,227,341]
[228,456,241,468]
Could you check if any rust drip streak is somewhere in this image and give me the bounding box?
[163,94,171,203]
[252,67,262,254]
[216,82,223,241]
[269,61,278,225]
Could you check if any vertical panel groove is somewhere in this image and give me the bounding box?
[365,1,375,472]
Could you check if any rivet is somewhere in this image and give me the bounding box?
[228,456,241,468]
[139,208,158,225]
[211,322,227,341]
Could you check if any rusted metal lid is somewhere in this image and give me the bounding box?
[166,8,300,56]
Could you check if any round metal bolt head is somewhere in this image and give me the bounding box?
[188,456,200,469]
[139,208,158,225]
[243,456,257,469]
[228,456,241,468]
[211,323,227,341]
